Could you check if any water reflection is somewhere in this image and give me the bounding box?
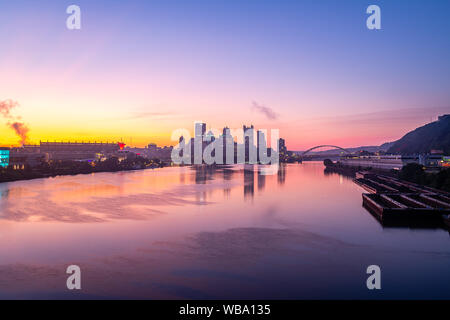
[0,165,292,223]
[243,167,255,199]
[187,165,288,200]
[222,168,233,198]
[257,171,266,191]
[0,163,449,299]
[323,166,356,180]
[277,163,286,185]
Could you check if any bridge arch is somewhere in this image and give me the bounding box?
[301,145,351,156]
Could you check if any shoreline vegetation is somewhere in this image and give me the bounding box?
[0,156,168,184]
[324,159,450,192]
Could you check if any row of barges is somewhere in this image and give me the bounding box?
[354,172,450,228]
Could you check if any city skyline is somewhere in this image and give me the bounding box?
[0,111,447,152]
[1,1,450,149]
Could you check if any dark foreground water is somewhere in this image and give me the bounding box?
[0,163,449,299]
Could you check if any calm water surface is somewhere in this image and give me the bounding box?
[0,163,449,299]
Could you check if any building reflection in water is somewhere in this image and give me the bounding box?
[190,165,238,201]
[277,163,286,185]
[179,170,186,184]
[193,166,209,184]
[244,166,255,199]
[222,167,234,198]
[191,166,210,202]
[188,164,287,201]
[257,171,266,191]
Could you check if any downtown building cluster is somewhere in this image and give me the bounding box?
[173,122,288,165]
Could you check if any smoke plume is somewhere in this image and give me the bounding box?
[0,99,30,146]
[252,101,279,120]
[9,122,29,145]
[0,100,19,117]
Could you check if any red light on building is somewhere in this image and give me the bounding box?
[118,143,126,150]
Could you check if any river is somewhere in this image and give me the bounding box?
[0,163,449,299]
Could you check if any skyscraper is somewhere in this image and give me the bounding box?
[257,130,267,163]
[243,125,255,163]
[279,138,287,162]
[195,122,206,139]
[194,122,207,164]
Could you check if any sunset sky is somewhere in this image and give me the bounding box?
[0,0,449,150]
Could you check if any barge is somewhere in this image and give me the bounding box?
[355,172,450,228]
[355,172,450,195]
[362,193,450,219]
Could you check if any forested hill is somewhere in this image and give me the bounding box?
[388,115,450,154]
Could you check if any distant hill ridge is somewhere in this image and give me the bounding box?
[387,114,450,155]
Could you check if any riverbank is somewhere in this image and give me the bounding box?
[323,159,397,178]
[0,157,169,184]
